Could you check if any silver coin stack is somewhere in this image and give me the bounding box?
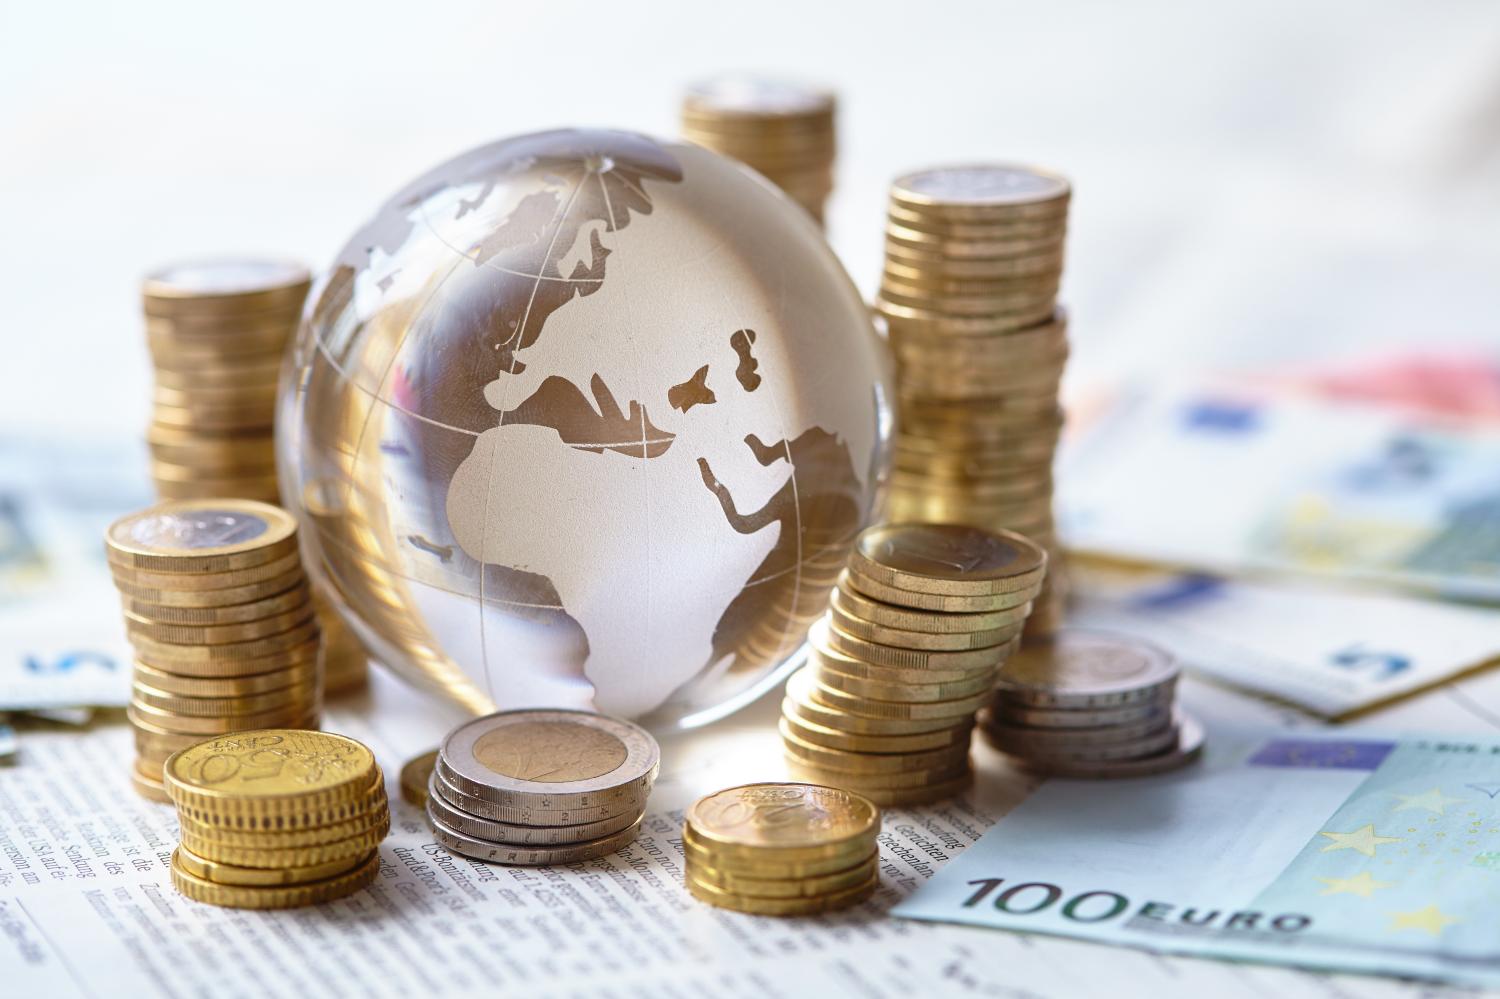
[426,709,660,865]
[979,630,1204,778]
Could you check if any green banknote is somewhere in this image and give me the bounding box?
[896,730,1500,987]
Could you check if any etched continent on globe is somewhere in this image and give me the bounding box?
[280,129,889,724]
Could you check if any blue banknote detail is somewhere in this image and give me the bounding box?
[1248,739,1395,771]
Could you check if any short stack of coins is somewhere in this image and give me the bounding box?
[105,500,322,802]
[874,165,1074,635]
[425,709,658,865]
[780,523,1047,806]
[681,75,836,225]
[980,630,1204,778]
[164,730,388,908]
[142,255,369,693]
[683,783,879,916]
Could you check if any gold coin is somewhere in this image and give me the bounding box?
[125,603,313,646]
[153,357,282,388]
[163,729,377,818]
[822,617,1010,670]
[142,258,311,317]
[840,571,1034,613]
[121,582,310,626]
[784,668,970,736]
[105,500,296,573]
[169,848,377,910]
[109,551,301,592]
[179,817,386,870]
[808,672,994,721]
[876,296,1056,333]
[827,600,1020,651]
[685,782,879,862]
[130,678,315,716]
[890,164,1070,218]
[128,617,319,666]
[810,631,999,685]
[849,523,1047,597]
[112,566,307,608]
[177,789,388,845]
[813,663,998,704]
[780,720,971,774]
[784,757,968,790]
[128,700,315,736]
[681,826,869,879]
[131,768,173,803]
[833,772,973,807]
[878,284,1058,318]
[400,749,438,809]
[831,573,1034,634]
[144,440,277,472]
[172,844,370,887]
[884,207,1067,242]
[779,708,971,754]
[687,851,876,899]
[686,869,876,916]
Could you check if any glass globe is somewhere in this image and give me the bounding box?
[278,129,890,727]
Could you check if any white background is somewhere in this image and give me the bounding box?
[2,0,1498,436]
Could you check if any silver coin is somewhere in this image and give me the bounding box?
[439,708,659,810]
[426,774,641,845]
[984,710,1181,761]
[428,810,642,866]
[1006,714,1206,779]
[978,706,1174,750]
[994,630,1178,708]
[991,696,1172,729]
[432,766,645,826]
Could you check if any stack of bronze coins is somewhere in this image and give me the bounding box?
[780,523,1046,805]
[141,256,369,694]
[425,710,658,865]
[683,783,880,916]
[681,75,836,225]
[104,500,322,801]
[980,630,1204,778]
[164,730,388,908]
[875,165,1073,635]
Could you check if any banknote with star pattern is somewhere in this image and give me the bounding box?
[896,729,1500,986]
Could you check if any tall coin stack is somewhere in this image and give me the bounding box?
[780,523,1047,806]
[683,783,879,916]
[680,76,836,225]
[164,730,388,909]
[979,630,1204,778]
[874,165,1074,635]
[425,710,658,865]
[142,256,369,694]
[105,500,322,802]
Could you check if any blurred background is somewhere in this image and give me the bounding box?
[3,0,1498,437]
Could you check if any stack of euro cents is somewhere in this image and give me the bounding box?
[875,165,1075,635]
[142,255,369,694]
[780,523,1046,806]
[142,258,309,505]
[681,75,836,225]
[980,630,1204,778]
[425,710,659,865]
[104,500,322,802]
[683,783,880,916]
[164,730,388,908]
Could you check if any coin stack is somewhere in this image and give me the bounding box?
[105,500,322,802]
[425,710,659,865]
[681,75,836,225]
[780,523,1047,806]
[875,165,1074,635]
[142,256,369,694]
[164,729,388,908]
[980,630,1204,778]
[683,783,879,916]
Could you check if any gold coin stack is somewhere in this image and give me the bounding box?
[425,710,659,865]
[105,500,322,802]
[142,256,369,693]
[681,75,836,225]
[164,729,388,909]
[980,630,1204,779]
[780,523,1047,806]
[875,165,1074,635]
[683,783,880,916]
